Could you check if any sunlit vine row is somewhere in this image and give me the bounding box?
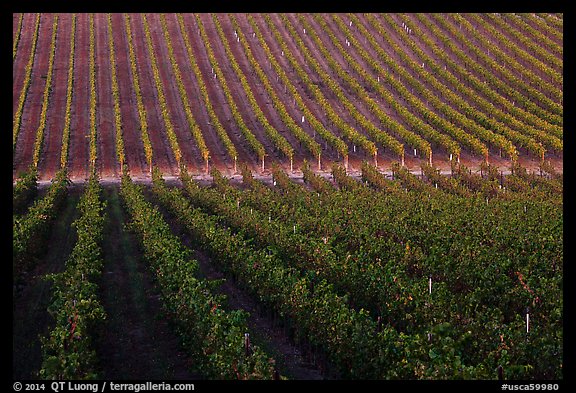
[32,15,58,168]
[123,14,153,170]
[13,13,40,151]
[60,14,76,169]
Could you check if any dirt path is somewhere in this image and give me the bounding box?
[13,14,53,177]
[94,13,119,180]
[37,14,72,181]
[13,13,36,116]
[13,189,81,380]
[95,186,201,379]
[110,13,147,178]
[67,13,90,181]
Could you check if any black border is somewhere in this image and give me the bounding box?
[8,1,571,391]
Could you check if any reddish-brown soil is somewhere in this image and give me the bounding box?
[13,13,35,117]
[162,14,233,176]
[67,13,90,181]
[13,14,53,177]
[110,13,147,179]
[37,14,72,181]
[93,14,119,179]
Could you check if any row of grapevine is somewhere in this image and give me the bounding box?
[211,14,295,167]
[141,14,183,167]
[173,14,238,170]
[13,169,69,286]
[189,164,562,378]
[229,14,321,170]
[264,14,375,167]
[13,13,40,151]
[502,14,562,59]
[537,13,563,29]
[309,13,467,162]
[31,15,58,168]
[301,160,336,194]
[360,161,402,194]
[330,163,365,192]
[106,14,125,171]
[420,163,472,197]
[193,14,266,169]
[123,14,153,170]
[461,14,561,122]
[247,14,349,166]
[13,13,24,60]
[88,14,97,169]
[391,162,440,195]
[39,172,106,380]
[158,13,210,168]
[59,14,77,169]
[122,169,276,379]
[447,163,497,199]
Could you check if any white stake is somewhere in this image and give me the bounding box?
[293,225,296,234]
[429,276,432,294]
[526,313,530,333]
[301,115,305,123]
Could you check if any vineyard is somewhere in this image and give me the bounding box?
[13,13,562,381]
